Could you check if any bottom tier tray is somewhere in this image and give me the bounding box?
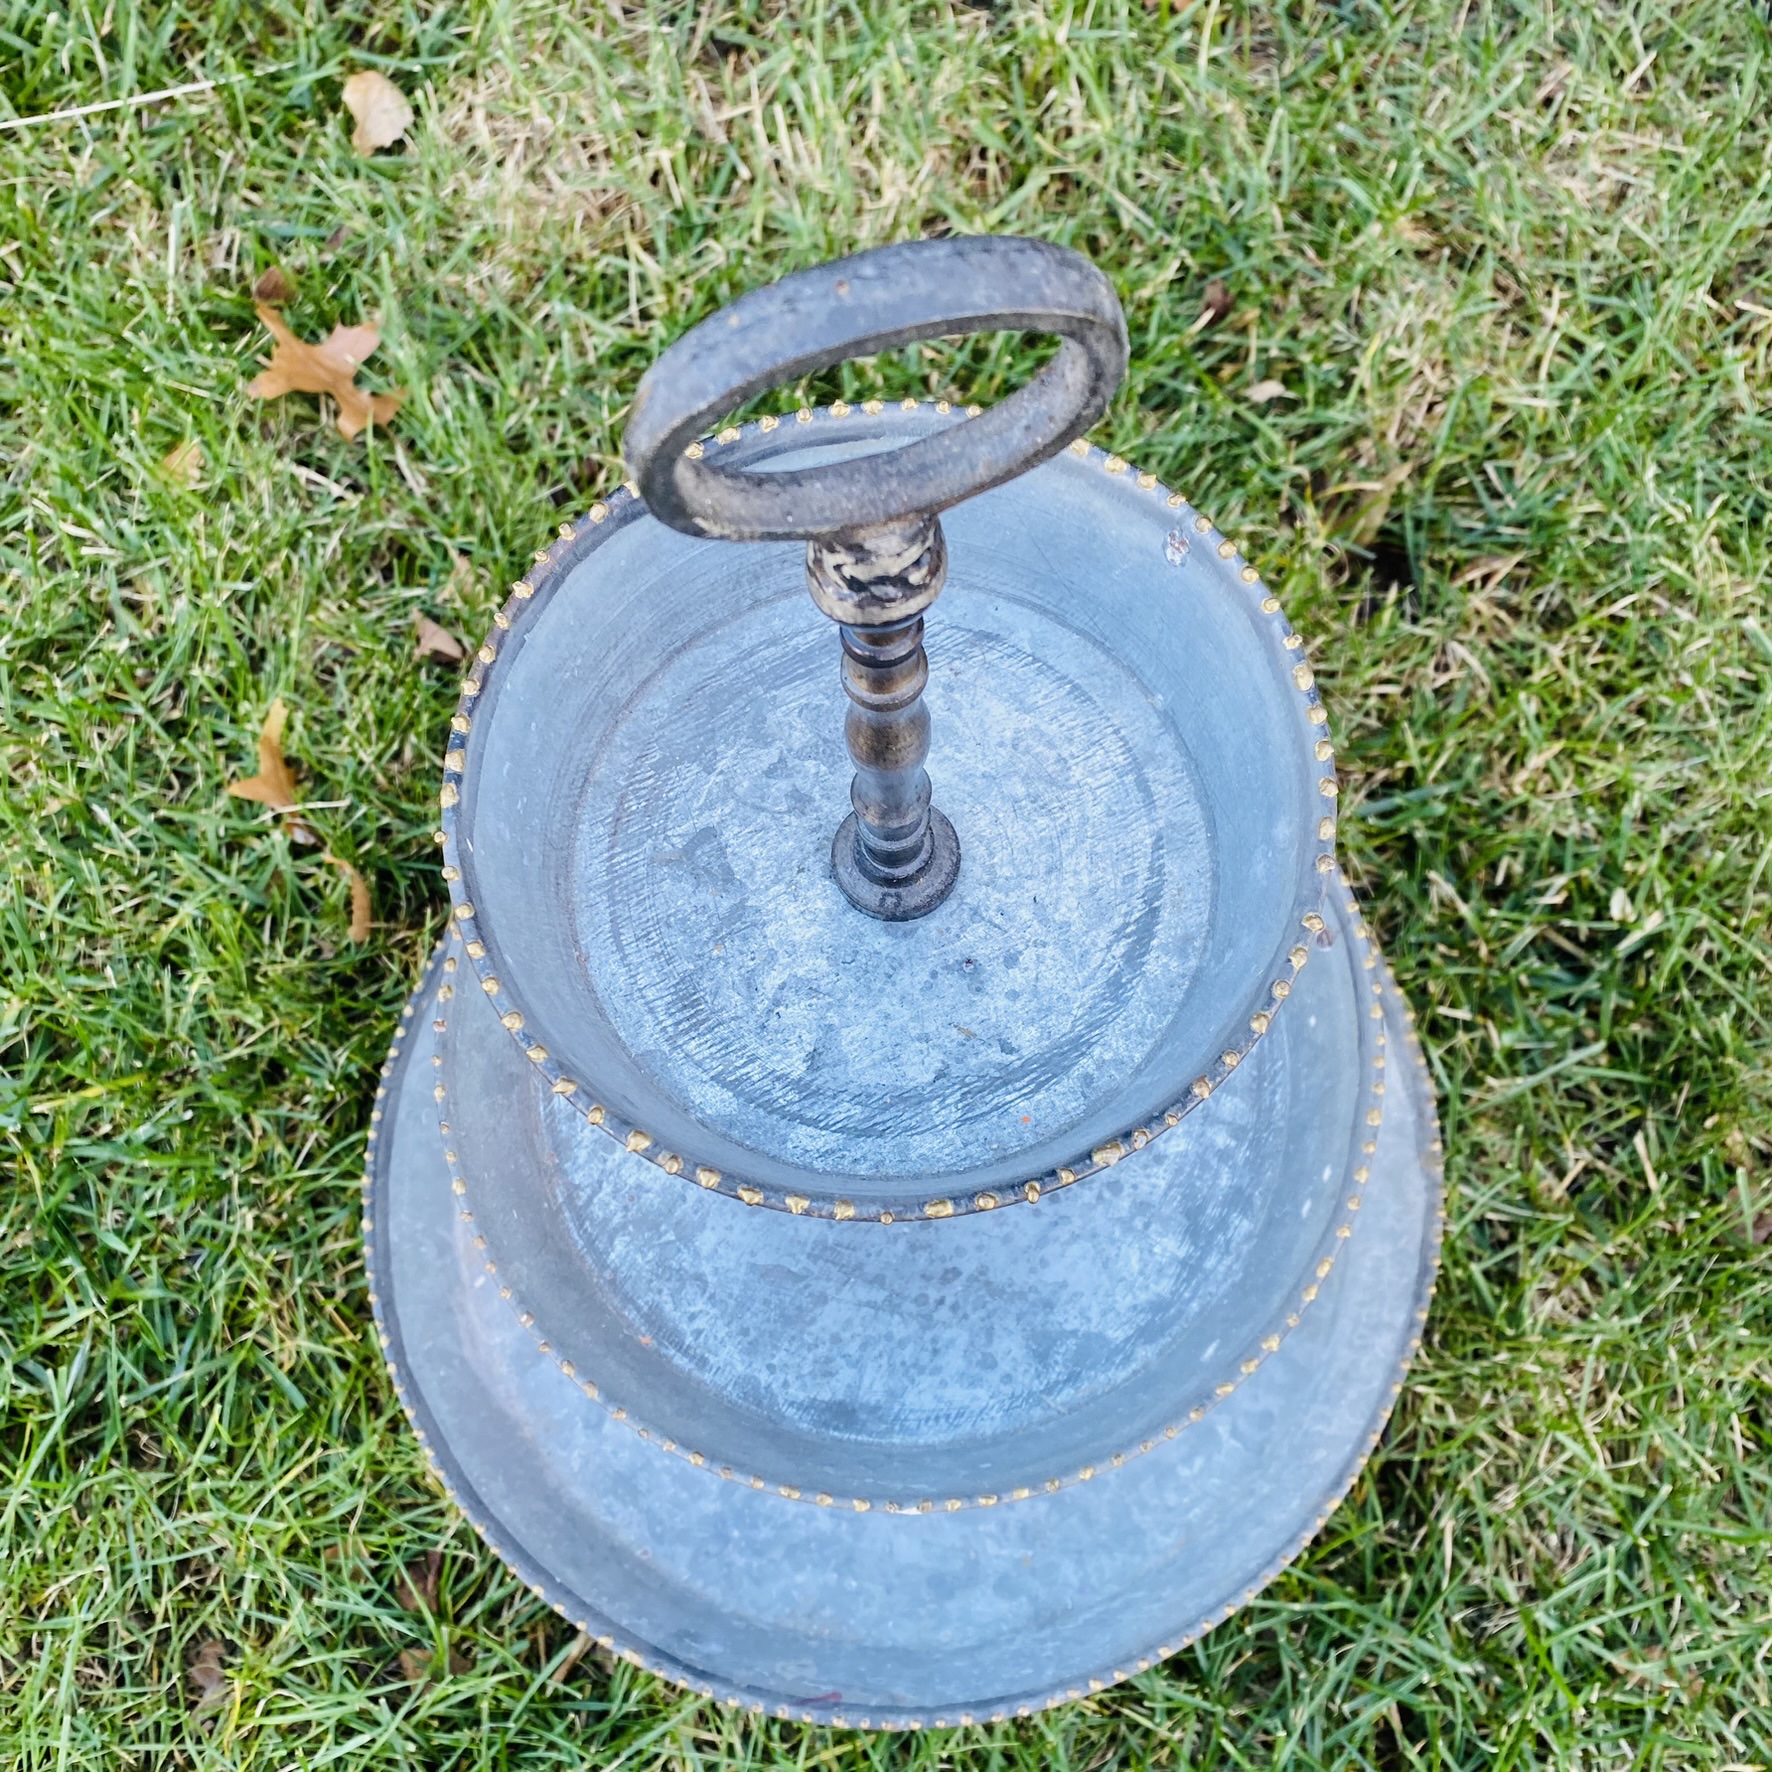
[364,887,1443,1727]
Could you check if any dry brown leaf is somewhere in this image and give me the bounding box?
[188,1640,229,1715]
[160,440,205,488]
[252,265,295,305]
[343,70,413,155]
[246,304,405,441]
[414,612,466,666]
[226,699,308,834]
[1753,1210,1772,1245]
[1245,379,1294,405]
[1188,277,1232,335]
[227,702,372,940]
[394,1549,441,1612]
[325,852,373,943]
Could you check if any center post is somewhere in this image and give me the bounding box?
[806,513,960,921]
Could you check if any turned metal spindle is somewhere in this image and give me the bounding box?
[840,617,934,879]
[808,516,961,921]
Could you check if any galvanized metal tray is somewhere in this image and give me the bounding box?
[438,404,1336,1221]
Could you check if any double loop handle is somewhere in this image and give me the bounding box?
[624,236,1128,543]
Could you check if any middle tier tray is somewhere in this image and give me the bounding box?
[431,882,1383,1507]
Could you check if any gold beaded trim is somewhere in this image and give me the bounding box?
[363,910,1445,1729]
[436,404,1343,1223]
[420,899,1387,1516]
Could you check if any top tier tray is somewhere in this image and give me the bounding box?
[439,405,1336,1221]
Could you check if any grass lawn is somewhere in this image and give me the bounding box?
[4,0,1771,1764]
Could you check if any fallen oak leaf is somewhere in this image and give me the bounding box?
[325,851,373,943]
[246,304,405,441]
[342,70,413,155]
[227,702,373,941]
[414,612,466,666]
[226,698,312,840]
[252,265,295,305]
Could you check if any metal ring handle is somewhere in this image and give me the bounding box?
[624,237,1129,542]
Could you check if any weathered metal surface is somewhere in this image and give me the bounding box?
[432,878,1375,1504]
[441,409,1336,1219]
[367,238,1443,1727]
[624,237,1126,543]
[365,925,1441,1725]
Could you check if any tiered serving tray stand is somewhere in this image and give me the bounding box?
[363,238,1443,1727]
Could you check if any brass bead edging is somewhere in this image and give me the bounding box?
[437,405,1342,1224]
[422,896,1388,1517]
[363,903,1445,1729]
